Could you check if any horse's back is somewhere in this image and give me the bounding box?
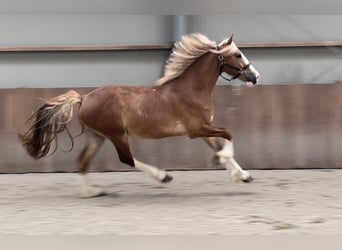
[79,85,155,135]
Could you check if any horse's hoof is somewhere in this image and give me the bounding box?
[93,190,107,197]
[242,176,254,183]
[80,188,107,199]
[161,174,173,183]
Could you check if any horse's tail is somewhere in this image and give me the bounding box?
[18,90,82,159]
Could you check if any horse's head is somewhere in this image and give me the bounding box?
[216,35,260,86]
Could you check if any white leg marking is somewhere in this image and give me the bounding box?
[216,140,252,183]
[226,157,251,183]
[79,173,105,198]
[217,156,227,165]
[216,139,234,158]
[134,158,171,183]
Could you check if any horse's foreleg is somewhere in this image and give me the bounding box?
[78,129,106,198]
[190,124,253,183]
[202,137,226,166]
[216,140,253,183]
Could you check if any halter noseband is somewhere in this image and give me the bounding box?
[216,46,251,82]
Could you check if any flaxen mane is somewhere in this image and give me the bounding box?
[156,33,238,85]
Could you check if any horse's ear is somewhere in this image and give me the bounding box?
[227,34,234,45]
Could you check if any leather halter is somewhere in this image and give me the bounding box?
[216,46,251,82]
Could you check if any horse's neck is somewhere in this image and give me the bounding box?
[174,53,219,97]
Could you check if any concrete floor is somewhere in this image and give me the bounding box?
[0,169,341,235]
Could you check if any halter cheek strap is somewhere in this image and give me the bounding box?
[216,46,250,82]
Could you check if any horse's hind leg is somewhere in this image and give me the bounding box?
[134,158,173,183]
[108,132,173,183]
[202,137,227,166]
[78,129,106,198]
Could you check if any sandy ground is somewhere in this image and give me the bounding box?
[0,169,341,235]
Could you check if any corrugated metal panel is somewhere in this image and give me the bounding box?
[1,84,342,173]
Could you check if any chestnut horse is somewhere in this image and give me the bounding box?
[19,33,260,198]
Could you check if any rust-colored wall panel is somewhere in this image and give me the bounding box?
[1,84,342,173]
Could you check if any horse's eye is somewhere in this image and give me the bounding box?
[235,53,242,58]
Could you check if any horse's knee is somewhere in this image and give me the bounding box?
[216,140,234,158]
[212,155,227,166]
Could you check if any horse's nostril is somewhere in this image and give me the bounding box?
[253,74,260,84]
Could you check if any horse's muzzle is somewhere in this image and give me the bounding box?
[244,64,260,85]
[244,72,259,84]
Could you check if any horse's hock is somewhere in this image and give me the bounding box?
[1,83,342,173]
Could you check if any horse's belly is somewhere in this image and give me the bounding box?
[127,120,187,139]
[170,121,187,135]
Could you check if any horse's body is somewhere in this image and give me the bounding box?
[19,33,260,198]
[82,84,189,141]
